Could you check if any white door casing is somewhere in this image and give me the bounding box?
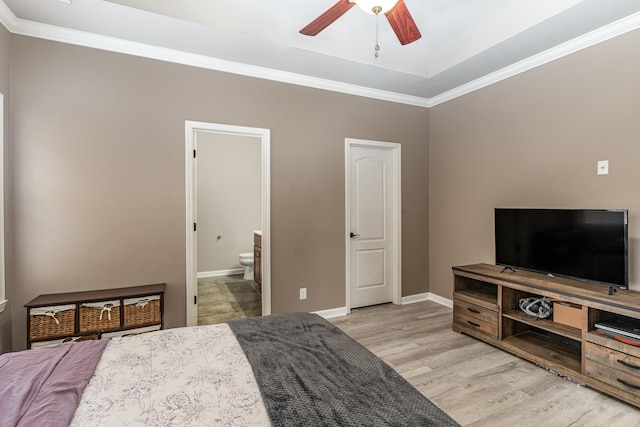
[345,138,401,311]
[185,121,271,326]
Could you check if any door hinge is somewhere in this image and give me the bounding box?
[194,295,197,304]
[194,222,197,232]
[193,149,196,158]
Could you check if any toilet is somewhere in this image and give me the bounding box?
[238,252,254,280]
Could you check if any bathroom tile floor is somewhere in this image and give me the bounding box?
[197,274,262,325]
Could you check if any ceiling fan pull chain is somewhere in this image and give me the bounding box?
[373,5,382,58]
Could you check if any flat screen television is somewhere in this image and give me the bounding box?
[495,208,628,289]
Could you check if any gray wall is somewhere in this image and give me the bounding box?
[0,25,11,355]
[196,132,261,273]
[429,28,640,299]
[9,35,430,351]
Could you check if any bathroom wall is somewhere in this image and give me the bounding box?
[196,132,262,274]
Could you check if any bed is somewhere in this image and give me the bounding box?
[1,312,460,426]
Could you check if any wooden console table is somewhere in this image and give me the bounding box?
[25,283,166,348]
[453,263,640,408]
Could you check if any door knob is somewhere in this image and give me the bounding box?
[350,232,360,238]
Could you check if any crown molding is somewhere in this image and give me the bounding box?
[0,2,639,109]
[428,11,640,107]
[0,3,430,108]
[0,1,16,31]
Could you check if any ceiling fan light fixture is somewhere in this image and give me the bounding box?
[355,0,399,15]
[300,0,420,49]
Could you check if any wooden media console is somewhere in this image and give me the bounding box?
[453,263,640,408]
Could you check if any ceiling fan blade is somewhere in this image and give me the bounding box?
[299,0,356,36]
[385,0,422,45]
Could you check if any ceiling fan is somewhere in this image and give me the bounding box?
[299,0,422,50]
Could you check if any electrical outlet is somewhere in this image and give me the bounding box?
[597,160,609,175]
[299,288,307,300]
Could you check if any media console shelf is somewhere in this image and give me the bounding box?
[453,263,640,408]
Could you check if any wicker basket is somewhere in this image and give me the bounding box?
[29,305,76,341]
[79,300,121,333]
[124,296,161,327]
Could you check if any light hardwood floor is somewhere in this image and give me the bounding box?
[330,301,640,427]
[197,275,261,325]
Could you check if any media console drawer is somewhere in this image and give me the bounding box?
[586,359,640,397]
[585,342,640,391]
[453,297,498,339]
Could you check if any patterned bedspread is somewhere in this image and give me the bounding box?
[71,324,270,426]
[2,313,459,426]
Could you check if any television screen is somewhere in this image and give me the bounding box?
[495,208,628,288]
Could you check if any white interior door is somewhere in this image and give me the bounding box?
[346,139,401,310]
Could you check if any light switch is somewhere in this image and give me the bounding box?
[597,160,609,175]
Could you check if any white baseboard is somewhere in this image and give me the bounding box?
[313,306,348,319]
[314,293,453,319]
[427,293,454,308]
[401,292,453,308]
[197,268,244,279]
[401,293,430,305]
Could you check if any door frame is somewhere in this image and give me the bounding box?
[185,121,271,326]
[344,138,401,314]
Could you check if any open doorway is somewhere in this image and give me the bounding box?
[196,132,261,324]
[185,121,271,327]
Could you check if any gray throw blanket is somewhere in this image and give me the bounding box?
[228,312,460,426]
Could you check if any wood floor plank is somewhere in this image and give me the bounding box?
[197,275,261,325]
[331,301,640,426]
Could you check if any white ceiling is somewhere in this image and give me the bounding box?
[2,0,640,105]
